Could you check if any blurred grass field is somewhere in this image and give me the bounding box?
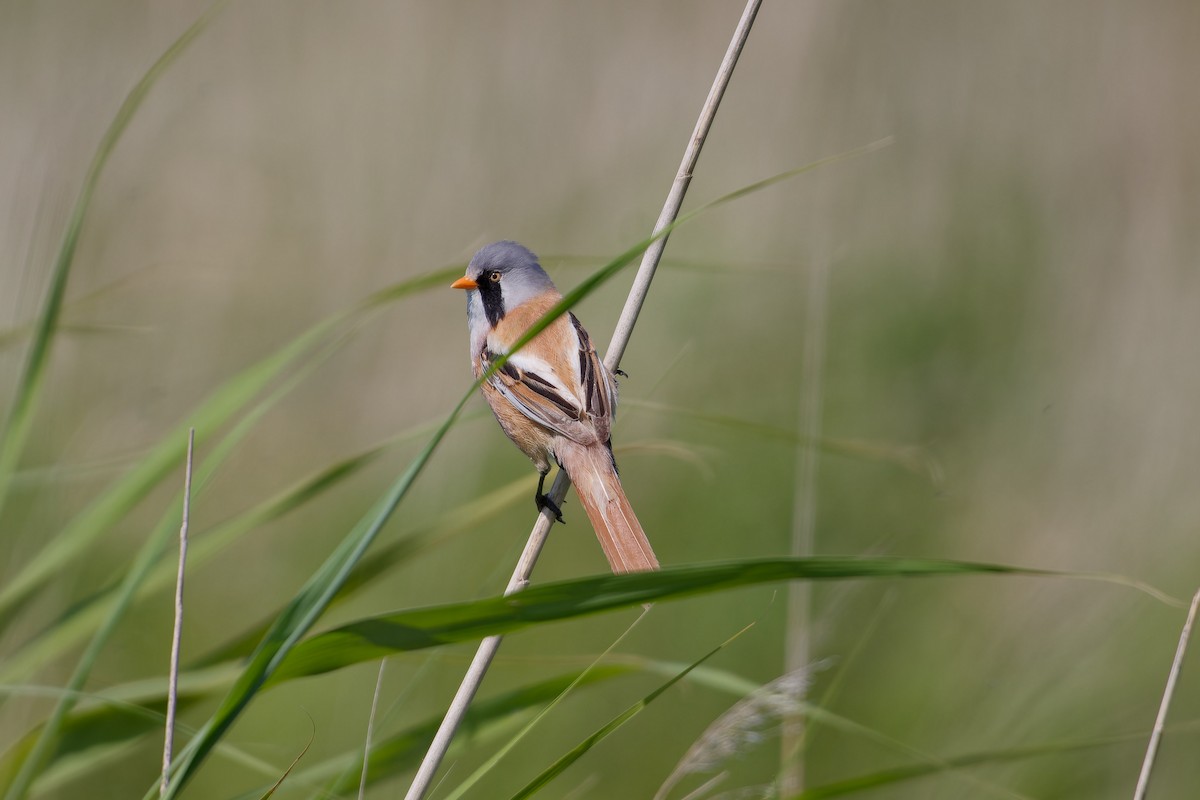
[2,1,1199,798]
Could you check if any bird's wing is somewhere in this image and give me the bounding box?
[482,313,615,445]
[567,313,616,439]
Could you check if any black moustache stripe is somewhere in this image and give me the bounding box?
[478,277,505,327]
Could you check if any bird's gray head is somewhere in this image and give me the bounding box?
[454,241,557,327]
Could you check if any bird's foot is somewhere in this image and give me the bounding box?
[536,493,565,524]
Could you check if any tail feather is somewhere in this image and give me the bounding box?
[557,440,659,573]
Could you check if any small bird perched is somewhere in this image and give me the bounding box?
[451,241,660,574]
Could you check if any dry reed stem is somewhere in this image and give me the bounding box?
[403,2,764,798]
[780,245,831,794]
[1133,587,1200,800]
[161,428,194,796]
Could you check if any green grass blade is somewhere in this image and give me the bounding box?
[0,0,232,523]
[625,400,942,484]
[271,557,1054,683]
[507,628,750,800]
[252,732,313,800]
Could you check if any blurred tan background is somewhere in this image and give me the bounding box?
[2,1,1199,797]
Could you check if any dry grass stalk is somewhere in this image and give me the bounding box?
[161,428,195,797]
[1133,587,1200,800]
[656,668,813,800]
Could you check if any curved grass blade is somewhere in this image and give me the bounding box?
[0,0,232,524]
[625,400,943,485]
[272,556,1059,683]
[0,238,165,353]
[254,728,313,800]
[9,449,151,490]
[0,322,147,353]
[507,627,751,800]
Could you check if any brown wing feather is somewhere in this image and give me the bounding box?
[480,308,617,449]
[482,347,599,446]
[568,313,617,443]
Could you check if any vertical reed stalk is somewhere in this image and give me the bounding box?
[780,247,830,794]
[1133,588,1200,800]
[404,3,764,797]
[161,429,195,796]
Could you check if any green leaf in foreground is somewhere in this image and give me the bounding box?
[273,557,1048,682]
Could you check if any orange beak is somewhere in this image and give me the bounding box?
[451,276,478,290]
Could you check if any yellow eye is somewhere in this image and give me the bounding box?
[489,271,502,282]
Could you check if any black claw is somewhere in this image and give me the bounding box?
[615,368,629,378]
[536,471,565,523]
[536,492,565,524]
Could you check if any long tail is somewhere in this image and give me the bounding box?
[556,440,659,573]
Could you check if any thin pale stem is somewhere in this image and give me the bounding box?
[404,3,763,798]
[1133,587,1200,800]
[604,0,763,369]
[780,246,830,794]
[359,659,388,800]
[161,428,195,796]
